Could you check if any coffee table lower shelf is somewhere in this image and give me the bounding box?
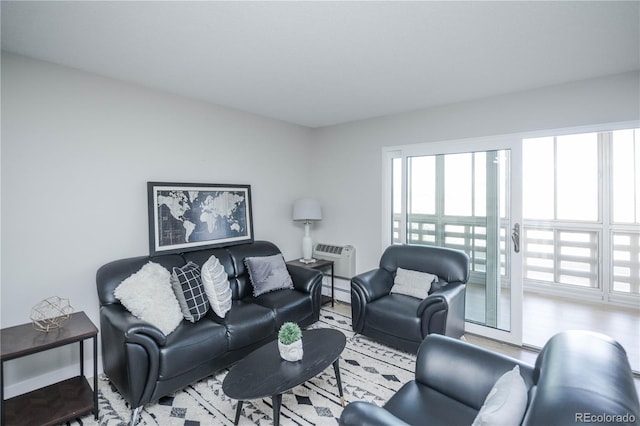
[3,376,95,426]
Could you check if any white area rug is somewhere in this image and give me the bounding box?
[76,307,416,425]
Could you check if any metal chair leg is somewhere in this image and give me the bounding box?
[130,406,142,426]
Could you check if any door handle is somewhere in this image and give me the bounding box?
[511,223,520,253]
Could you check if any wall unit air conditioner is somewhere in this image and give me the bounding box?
[313,243,356,279]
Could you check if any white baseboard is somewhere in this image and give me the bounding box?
[322,276,351,303]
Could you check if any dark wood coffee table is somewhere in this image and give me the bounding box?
[222,328,346,426]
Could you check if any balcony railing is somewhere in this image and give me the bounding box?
[394,214,508,286]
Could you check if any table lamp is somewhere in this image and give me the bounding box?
[293,198,322,263]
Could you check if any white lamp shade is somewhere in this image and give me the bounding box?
[293,198,322,221]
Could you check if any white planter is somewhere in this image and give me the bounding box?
[278,339,303,362]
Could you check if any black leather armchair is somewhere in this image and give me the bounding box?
[340,331,640,426]
[351,244,469,353]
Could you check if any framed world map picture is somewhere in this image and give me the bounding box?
[147,182,254,255]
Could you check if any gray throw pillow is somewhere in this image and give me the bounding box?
[245,254,294,297]
[171,261,210,322]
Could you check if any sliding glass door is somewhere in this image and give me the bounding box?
[384,137,523,343]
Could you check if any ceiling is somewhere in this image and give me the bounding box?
[2,1,639,128]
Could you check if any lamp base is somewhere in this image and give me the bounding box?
[299,258,317,264]
[302,227,313,260]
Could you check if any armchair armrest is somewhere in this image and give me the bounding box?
[350,269,394,333]
[351,269,394,303]
[339,401,410,426]
[416,281,466,337]
[287,264,323,293]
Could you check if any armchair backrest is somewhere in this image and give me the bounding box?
[416,334,535,411]
[523,330,639,425]
[379,245,470,284]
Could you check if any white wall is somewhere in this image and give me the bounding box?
[3,51,639,396]
[0,53,312,395]
[310,71,640,284]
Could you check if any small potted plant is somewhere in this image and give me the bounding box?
[278,322,303,361]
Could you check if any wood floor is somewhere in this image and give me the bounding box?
[464,284,639,372]
[329,297,640,393]
[522,291,639,371]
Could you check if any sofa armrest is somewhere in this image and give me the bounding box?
[416,281,466,336]
[101,303,168,345]
[100,303,164,408]
[339,401,410,426]
[287,264,323,293]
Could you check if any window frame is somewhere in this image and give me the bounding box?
[383,120,640,309]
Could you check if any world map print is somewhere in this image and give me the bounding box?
[156,189,249,248]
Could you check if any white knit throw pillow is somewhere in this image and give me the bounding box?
[201,255,232,317]
[114,261,183,335]
[390,267,437,299]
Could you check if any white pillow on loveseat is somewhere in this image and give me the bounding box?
[114,261,183,335]
[472,365,528,426]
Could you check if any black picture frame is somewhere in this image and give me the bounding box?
[147,182,254,255]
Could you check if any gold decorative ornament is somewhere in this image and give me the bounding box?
[30,296,74,332]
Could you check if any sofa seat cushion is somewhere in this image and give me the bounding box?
[365,294,423,342]
[210,299,276,350]
[384,381,478,426]
[249,289,313,327]
[158,319,228,380]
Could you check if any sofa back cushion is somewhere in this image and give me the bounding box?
[97,241,284,306]
[380,245,470,284]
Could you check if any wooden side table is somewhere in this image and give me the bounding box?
[287,258,335,307]
[1,311,98,426]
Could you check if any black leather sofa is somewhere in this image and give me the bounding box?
[340,330,640,426]
[96,240,323,425]
[351,244,469,353]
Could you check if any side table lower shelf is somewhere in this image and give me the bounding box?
[3,376,94,426]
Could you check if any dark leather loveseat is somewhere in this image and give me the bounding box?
[96,240,323,425]
[351,244,469,353]
[340,330,640,425]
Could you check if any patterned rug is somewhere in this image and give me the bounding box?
[75,307,416,425]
